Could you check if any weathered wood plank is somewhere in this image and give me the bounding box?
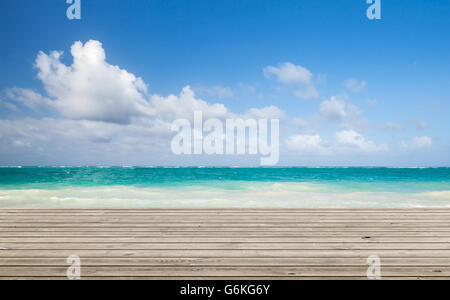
[1,233,449,238]
[3,277,449,280]
[2,242,450,250]
[1,209,449,280]
[1,257,450,266]
[3,249,450,258]
[0,266,449,277]
[6,209,440,212]
[0,225,450,234]
[2,217,450,223]
[0,224,448,229]
[2,237,450,243]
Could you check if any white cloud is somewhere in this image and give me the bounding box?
[32,40,236,125]
[0,116,176,156]
[0,40,292,165]
[35,40,152,124]
[194,85,233,98]
[319,96,361,122]
[6,88,51,110]
[344,78,367,93]
[245,105,285,119]
[401,136,432,149]
[284,130,390,157]
[285,134,331,155]
[263,62,319,100]
[336,130,388,153]
[0,98,18,111]
[264,62,312,85]
[150,85,230,121]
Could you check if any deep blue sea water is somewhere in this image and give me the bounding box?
[0,167,449,208]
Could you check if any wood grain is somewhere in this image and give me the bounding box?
[1,209,449,280]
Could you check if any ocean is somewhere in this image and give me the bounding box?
[0,167,449,208]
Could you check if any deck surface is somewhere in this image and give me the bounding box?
[1,209,450,280]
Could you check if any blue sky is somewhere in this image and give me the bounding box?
[0,0,449,166]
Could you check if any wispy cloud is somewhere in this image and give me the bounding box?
[401,136,432,149]
[344,78,367,93]
[0,97,18,111]
[6,87,51,110]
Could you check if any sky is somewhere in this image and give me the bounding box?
[0,0,449,166]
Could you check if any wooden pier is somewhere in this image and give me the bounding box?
[1,209,450,280]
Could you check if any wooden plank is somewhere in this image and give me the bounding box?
[1,233,450,238]
[3,277,449,280]
[1,209,450,280]
[0,266,449,277]
[2,222,450,227]
[10,213,439,216]
[1,257,450,266]
[2,242,450,250]
[4,217,450,222]
[3,214,450,219]
[0,229,447,235]
[2,237,450,243]
[4,218,450,223]
[7,209,441,212]
[3,249,450,258]
[3,210,438,213]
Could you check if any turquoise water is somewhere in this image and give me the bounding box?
[0,167,449,208]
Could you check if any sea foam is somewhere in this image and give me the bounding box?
[1,184,450,208]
